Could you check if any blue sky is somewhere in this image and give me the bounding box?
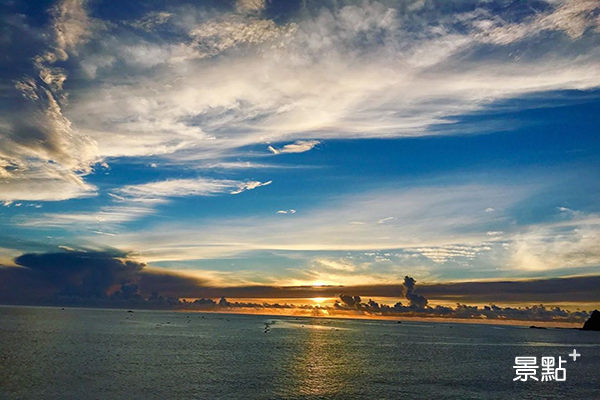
[1,0,600,295]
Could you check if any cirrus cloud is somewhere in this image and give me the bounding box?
[3,0,600,202]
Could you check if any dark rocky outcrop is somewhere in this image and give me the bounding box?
[582,309,600,331]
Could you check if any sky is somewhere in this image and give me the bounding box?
[1,0,599,314]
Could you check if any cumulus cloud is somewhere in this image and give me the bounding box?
[0,249,206,304]
[338,294,362,307]
[13,250,144,299]
[402,275,428,308]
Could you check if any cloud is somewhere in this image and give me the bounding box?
[64,3,598,166]
[128,12,173,31]
[268,140,321,155]
[338,294,362,307]
[13,249,144,299]
[402,275,428,308]
[236,0,266,14]
[417,275,600,304]
[69,172,600,284]
[0,167,97,202]
[508,216,600,271]
[48,1,600,172]
[18,177,273,229]
[331,275,592,322]
[52,0,98,54]
[1,253,597,323]
[3,1,600,199]
[198,161,283,170]
[276,209,296,214]
[18,206,155,228]
[2,1,600,296]
[0,249,206,303]
[93,182,524,264]
[230,180,272,195]
[186,14,295,60]
[410,244,492,264]
[115,177,272,201]
[314,258,357,273]
[0,0,100,202]
[181,275,600,306]
[474,0,600,45]
[116,178,243,203]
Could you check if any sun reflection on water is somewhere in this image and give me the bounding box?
[285,321,361,397]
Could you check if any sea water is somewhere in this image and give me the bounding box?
[0,306,598,399]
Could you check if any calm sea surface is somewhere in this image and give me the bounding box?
[0,306,598,399]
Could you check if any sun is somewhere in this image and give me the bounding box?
[311,297,328,305]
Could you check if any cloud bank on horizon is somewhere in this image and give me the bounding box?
[1,0,600,302]
[0,249,596,322]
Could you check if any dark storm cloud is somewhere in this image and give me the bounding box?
[14,250,143,298]
[0,249,206,304]
[335,276,428,311]
[335,277,428,309]
[338,294,362,307]
[403,276,428,309]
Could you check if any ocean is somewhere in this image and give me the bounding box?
[0,306,598,399]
